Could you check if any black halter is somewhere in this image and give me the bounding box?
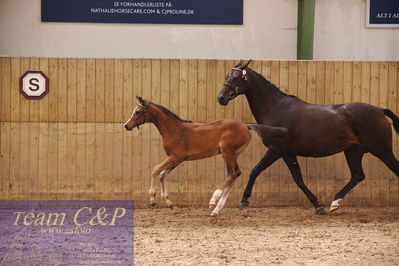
[224,67,246,96]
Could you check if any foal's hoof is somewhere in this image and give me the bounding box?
[329,206,339,212]
[315,206,326,215]
[149,202,157,208]
[210,211,218,217]
[240,201,249,210]
[209,203,216,209]
[329,199,342,212]
[165,200,174,209]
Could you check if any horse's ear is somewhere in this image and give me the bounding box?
[233,60,243,68]
[240,59,252,70]
[136,96,144,104]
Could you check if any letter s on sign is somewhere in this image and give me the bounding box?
[29,78,40,91]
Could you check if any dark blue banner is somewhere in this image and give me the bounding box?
[368,0,399,26]
[41,0,243,25]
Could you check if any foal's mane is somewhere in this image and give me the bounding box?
[149,102,192,123]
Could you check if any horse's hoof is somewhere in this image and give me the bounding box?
[168,204,174,209]
[210,211,218,217]
[149,202,156,208]
[315,206,326,215]
[209,203,216,209]
[240,201,249,210]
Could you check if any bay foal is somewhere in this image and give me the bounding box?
[124,97,288,216]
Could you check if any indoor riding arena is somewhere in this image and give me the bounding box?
[1,1,398,265]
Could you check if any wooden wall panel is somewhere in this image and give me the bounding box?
[257,60,269,205]
[379,62,390,206]
[169,59,180,203]
[288,61,299,204]
[29,58,40,122]
[187,59,197,205]
[388,62,398,205]
[360,61,372,205]
[132,59,142,203]
[324,61,335,204]
[140,59,151,203]
[370,61,381,206]
[0,57,398,209]
[122,59,133,200]
[20,58,30,121]
[351,61,362,204]
[297,61,308,205]
[197,59,208,204]
[315,61,326,204]
[205,60,216,204]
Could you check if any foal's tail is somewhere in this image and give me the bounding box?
[383,109,399,134]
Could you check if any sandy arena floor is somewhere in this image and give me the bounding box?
[134,207,399,265]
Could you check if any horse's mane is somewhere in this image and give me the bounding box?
[247,67,298,98]
[149,102,192,123]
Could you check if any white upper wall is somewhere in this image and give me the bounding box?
[314,0,399,61]
[0,0,398,60]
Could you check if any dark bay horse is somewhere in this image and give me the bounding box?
[217,60,399,214]
[124,96,288,216]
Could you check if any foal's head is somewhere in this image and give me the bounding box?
[124,96,150,131]
[217,60,251,106]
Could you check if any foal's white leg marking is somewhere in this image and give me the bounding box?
[159,170,167,196]
[211,187,232,216]
[159,169,173,208]
[209,189,223,208]
[149,165,160,205]
[329,198,342,212]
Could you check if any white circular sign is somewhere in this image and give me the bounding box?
[20,71,49,99]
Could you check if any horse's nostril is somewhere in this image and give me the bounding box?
[217,95,224,102]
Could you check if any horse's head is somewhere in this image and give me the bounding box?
[124,96,151,130]
[217,60,251,105]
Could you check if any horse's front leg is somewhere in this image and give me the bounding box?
[149,157,180,207]
[240,150,280,209]
[149,167,158,206]
[283,156,324,214]
[159,165,178,208]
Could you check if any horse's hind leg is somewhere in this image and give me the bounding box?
[330,147,365,212]
[375,151,399,178]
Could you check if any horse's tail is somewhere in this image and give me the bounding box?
[247,124,288,138]
[383,109,399,134]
